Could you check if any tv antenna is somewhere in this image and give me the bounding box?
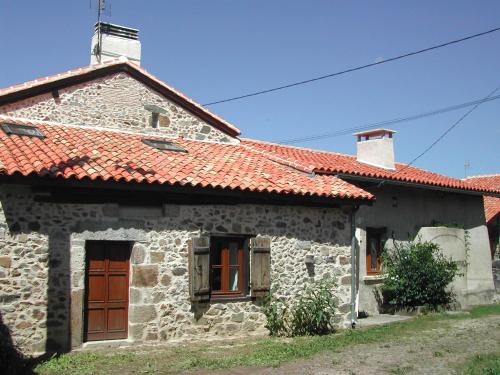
[464,161,471,178]
[91,0,112,63]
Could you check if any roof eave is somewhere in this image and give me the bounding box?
[335,173,500,198]
[0,173,373,207]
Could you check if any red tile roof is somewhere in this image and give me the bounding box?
[465,175,500,223]
[0,116,373,201]
[0,58,241,137]
[242,139,500,195]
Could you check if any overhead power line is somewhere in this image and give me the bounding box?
[203,26,500,106]
[395,85,500,175]
[276,93,500,145]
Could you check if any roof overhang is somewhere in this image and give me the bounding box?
[0,174,372,208]
[336,173,500,198]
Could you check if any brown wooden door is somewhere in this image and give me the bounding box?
[84,241,131,342]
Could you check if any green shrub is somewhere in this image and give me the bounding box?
[263,278,337,337]
[290,278,337,336]
[262,292,288,336]
[382,240,459,311]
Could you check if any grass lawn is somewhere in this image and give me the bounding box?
[460,352,500,375]
[34,304,500,375]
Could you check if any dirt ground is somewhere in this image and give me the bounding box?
[202,315,500,375]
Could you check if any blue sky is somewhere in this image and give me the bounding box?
[0,1,499,178]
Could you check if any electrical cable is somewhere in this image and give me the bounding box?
[276,93,500,144]
[203,26,500,106]
[394,85,500,175]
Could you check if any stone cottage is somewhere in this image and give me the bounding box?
[0,23,498,355]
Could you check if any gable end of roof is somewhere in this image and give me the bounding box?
[0,60,241,138]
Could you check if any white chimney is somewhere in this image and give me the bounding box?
[354,129,396,170]
[91,22,141,65]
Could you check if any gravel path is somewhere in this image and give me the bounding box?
[206,315,500,375]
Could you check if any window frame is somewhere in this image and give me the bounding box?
[210,236,249,299]
[366,227,386,275]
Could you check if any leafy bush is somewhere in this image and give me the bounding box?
[382,240,459,311]
[262,292,288,336]
[263,278,337,337]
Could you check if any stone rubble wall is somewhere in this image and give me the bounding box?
[0,72,237,144]
[0,186,353,354]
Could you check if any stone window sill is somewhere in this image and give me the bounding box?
[363,274,387,284]
[210,295,253,303]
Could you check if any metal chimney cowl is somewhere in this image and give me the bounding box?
[90,22,141,65]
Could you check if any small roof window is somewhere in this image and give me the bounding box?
[142,138,187,153]
[1,123,45,139]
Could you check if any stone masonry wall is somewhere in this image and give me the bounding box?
[0,186,353,355]
[0,73,237,144]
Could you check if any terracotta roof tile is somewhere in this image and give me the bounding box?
[465,175,500,223]
[0,116,373,201]
[242,139,500,195]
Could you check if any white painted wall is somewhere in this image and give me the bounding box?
[355,184,494,314]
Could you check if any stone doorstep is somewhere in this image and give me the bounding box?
[76,329,269,353]
[80,339,135,351]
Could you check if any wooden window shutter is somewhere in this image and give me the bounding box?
[189,235,211,302]
[249,236,271,298]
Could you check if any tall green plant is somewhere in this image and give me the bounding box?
[262,291,288,336]
[382,240,459,311]
[290,278,337,336]
[263,278,337,337]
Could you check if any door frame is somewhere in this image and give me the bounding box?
[83,240,133,342]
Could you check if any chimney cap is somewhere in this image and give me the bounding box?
[94,22,139,40]
[353,128,396,140]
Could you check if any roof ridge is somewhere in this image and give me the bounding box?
[242,137,474,179]
[241,142,315,174]
[241,137,356,159]
[464,173,500,180]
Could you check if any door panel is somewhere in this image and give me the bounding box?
[88,275,106,301]
[85,241,131,342]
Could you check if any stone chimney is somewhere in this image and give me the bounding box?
[91,22,141,65]
[354,129,396,170]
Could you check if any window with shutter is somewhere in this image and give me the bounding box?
[189,235,270,302]
[249,237,271,298]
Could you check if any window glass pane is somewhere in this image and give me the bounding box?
[229,242,239,265]
[369,237,378,271]
[212,245,222,266]
[212,268,222,291]
[229,267,239,291]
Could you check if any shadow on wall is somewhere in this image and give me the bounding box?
[46,233,72,353]
[2,195,73,355]
[0,311,35,375]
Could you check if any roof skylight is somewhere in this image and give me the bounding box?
[1,123,45,139]
[142,139,187,152]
